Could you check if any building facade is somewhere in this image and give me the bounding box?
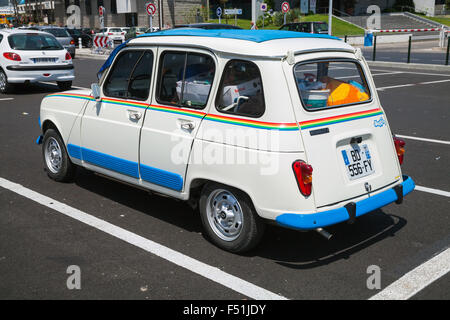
[52,0,206,29]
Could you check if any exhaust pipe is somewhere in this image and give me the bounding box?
[316,228,333,240]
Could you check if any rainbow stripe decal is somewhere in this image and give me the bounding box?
[205,114,298,131]
[299,108,384,130]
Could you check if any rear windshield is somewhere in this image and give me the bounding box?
[294,60,371,111]
[8,33,63,50]
[44,28,70,37]
[109,28,122,33]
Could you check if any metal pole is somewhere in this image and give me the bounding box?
[328,0,332,35]
[446,35,449,66]
[150,15,152,32]
[372,34,377,61]
[344,35,347,43]
[284,13,286,25]
[407,35,412,63]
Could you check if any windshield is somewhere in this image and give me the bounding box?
[294,60,371,111]
[67,29,81,36]
[44,28,70,37]
[8,33,63,50]
[109,28,122,33]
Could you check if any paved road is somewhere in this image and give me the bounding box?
[0,58,449,302]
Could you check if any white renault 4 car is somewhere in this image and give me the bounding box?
[0,29,75,93]
[38,29,415,253]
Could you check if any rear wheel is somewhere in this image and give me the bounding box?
[0,69,14,94]
[57,81,72,91]
[199,183,265,253]
[42,129,76,182]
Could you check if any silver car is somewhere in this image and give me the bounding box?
[29,26,76,58]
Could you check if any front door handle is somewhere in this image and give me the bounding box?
[128,110,142,121]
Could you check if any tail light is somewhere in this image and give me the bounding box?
[292,160,313,197]
[393,137,405,165]
[70,39,75,45]
[108,32,113,35]
[3,52,21,61]
[65,52,72,60]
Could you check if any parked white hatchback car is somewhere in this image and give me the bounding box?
[98,27,125,42]
[38,29,415,252]
[0,29,75,93]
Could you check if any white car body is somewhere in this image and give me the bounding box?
[98,27,125,42]
[0,29,75,85]
[38,30,415,250]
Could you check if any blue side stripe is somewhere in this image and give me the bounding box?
[140,164,183,191]
[66,144,183,191]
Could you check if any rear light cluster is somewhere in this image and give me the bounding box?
[70,39,75,45]
[393,136,406,165]
[292,160,313,197]
[65,52,72,60]
[3,52,21,61]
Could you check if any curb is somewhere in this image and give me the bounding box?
[367,60,450,71]
[75,53,109,60]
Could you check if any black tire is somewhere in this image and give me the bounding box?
[0,69,14,94]
[199,182,265,253]
[57,81,72,91]
[42,129,76,182]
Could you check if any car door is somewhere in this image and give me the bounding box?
[80,48,155,180]
[139,48,216,192]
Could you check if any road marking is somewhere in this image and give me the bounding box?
[369,248,450,300]
[395,134,450,145]
[370,69,450,77]
[0,177,287,300]
[0,98,14,101]
[377,79,450,91]
[415,185,450,198]
[40,81,89,90]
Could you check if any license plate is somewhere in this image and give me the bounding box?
[341,144,375,180]
[32,58,57,63]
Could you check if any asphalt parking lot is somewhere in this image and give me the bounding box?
[0,58,449,301]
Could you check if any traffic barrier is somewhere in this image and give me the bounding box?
[371,28,442,33]
[93,35,110,48]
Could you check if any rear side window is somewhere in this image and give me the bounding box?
[216,60,265,118]
[8,33,62,50]
[294,60,371,111]
[103,50,153,101]
[0,34,3,43]
[156,51,215,109]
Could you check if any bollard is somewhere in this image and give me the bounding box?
[372,35,377,61]
[345,35,348,43]
[446,36,449,66]
[407,35,412,63]
[78,37,82,50]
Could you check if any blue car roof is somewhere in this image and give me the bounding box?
[136,29,340,42]
[98,29,340,76]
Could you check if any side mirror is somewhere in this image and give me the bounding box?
[91,83,101,101]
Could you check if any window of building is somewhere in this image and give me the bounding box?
[85,0,92,15]
[216,60,265,118]
[110,0,117,14]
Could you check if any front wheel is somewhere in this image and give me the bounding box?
[42,129,76,182]
[199,183,265,253]
[57,81,72,91]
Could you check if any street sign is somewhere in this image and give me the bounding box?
[224,8,242,15]
[146,2,156,16]
[281,2,290,13]
[260,3,267,12]
[216,7,222,17]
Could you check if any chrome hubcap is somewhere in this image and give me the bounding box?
[206,189,243,241]
[44,137,62,173]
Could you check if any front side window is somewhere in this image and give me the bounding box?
[103,50,153,100]
[216,60,265,118]
[294,60,371,111]
[157,51,215,109]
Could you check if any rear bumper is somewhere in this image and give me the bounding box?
[275,175,415,230]
[6,66,75,83]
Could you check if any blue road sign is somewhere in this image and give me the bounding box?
[216,7,222,17]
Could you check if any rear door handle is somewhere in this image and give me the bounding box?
[179,119,195,131]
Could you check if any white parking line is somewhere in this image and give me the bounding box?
[415,186,450,198]
[377,79,450,91]
[0,177,287,301]
[395,134,450,145]
[369,248,450,300]
[40,81,89,90]
[0,98,14,101]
